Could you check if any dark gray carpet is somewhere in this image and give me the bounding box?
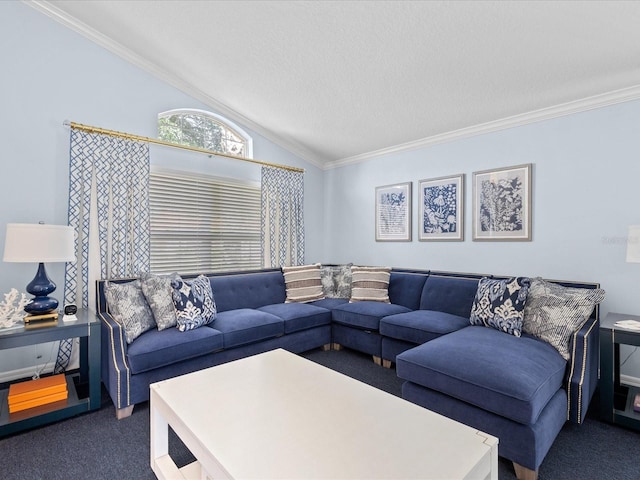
[0,348,638,479]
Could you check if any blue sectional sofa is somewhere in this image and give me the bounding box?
[97,269,337,419]
[97,267,601,480]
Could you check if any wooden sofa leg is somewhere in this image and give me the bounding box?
[116,405,134,420]
[382,359,392,369]
[321,343,331,351]
[372,356,382,366]
[513,462,538,480]
[332,343,343,351]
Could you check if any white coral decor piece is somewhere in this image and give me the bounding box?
[0,288,29,328]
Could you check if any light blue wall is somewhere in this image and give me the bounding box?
[325,101,640,314]
[0,1,324,301]
[325,100,640,376]
[4,2,640,377]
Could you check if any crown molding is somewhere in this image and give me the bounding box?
[26,1,640,172]
[26,1,326,170]
[326,84,640,170]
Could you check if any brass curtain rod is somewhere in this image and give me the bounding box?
[64,121,304,173]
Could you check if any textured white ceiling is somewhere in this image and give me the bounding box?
[35,1,640,168]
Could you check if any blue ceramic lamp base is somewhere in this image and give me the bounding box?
[24,263,59,314]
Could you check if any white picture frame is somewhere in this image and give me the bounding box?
[418,174,464,241]
[472,164,532,241]
[375,182,412,242]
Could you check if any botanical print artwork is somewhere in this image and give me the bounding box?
[419,175,463,241]
[375,182,412,241]
[479,176,523,232]
[473,164,532,241]
[423,184,457,233]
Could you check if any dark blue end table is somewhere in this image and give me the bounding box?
[0,310,100,436]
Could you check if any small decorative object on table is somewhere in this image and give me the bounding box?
[62,303,78,322]
[0,288,29,329]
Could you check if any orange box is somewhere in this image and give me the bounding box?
[8,374,67,405]
[9,390,68,413]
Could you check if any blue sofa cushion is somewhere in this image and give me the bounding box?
[214,309,284,348]
[388,272,428,310]
[380,310,470,345]
[258,303,331,334]
[311,298,350,309]
[127,325,224,374]
[470,277,531,337]
[208,271,286,312]
[332,301,411,330]
[396,326,567,425]
[419,275,479,318]
[171,275,217,331]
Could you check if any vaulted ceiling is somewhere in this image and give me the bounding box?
[34,1,640,168]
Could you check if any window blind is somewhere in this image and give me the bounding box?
[149,168,262,275]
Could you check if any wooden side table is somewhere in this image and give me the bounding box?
[0,309,101,436]
[600,312,640,430]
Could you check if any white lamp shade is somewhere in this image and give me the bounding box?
[3,223,76,263]
[627,225,640,263]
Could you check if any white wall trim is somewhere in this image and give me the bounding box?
[26,1,640,172]
[26,0,325,170]
[325,84,640,170]
[621,374,640,389]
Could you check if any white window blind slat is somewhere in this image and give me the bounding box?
[149,168,262,275]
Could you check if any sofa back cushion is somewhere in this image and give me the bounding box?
[388,271,429,310]
[208,270,286,312]
[419,275,480,318]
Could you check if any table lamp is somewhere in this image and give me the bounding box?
[3,223,76,315]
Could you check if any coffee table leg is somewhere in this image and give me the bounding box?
[150,395,184,480]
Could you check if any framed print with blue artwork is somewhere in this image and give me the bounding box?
[375,182,412,241]
[419,174,464,241]
[473,163,532,241]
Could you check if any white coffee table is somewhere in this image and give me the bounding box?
[150,348,498,480]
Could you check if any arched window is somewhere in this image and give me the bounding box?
[150,109,260,274]
[158,109,253,158]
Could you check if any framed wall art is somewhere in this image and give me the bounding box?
[419,174,464,241]
[375,182,412,241]
[472,163,532,241]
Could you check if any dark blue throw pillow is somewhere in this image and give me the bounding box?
[470,277,531,337]
[171,274,217,331]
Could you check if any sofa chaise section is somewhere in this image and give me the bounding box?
[394,279,602,480]
[380,273,481,367]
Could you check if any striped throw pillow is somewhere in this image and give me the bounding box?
[350,266,391,303]
[283,264,325,303]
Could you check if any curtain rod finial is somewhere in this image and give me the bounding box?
[63,120,71,128]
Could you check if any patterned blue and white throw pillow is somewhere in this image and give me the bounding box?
[171,275,217,331]
[470,277,531,337]
[104,280,156,344]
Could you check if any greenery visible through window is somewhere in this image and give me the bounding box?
[158,109,249,157]
[151,110,258,274]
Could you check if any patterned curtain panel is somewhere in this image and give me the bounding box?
[261,166,305,268]
[55,129,150,373]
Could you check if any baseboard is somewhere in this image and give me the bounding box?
[620,374,640,388]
